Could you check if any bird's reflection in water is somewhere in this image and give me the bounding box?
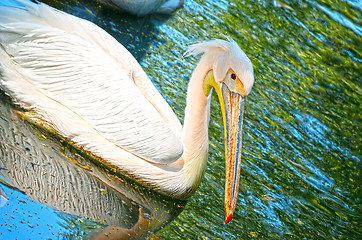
[0,94,186,239]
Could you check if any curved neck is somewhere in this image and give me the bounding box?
[179,60,213,191]
[123,59,216,198]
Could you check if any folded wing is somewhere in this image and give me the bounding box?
[0,1,183,164]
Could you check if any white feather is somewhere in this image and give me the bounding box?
[185,37,254,95]
[0,1,183,164]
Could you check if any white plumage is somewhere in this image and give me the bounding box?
[0,0,254,216]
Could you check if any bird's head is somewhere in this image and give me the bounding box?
[186,37,254,223]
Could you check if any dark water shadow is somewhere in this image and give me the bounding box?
[40,0,172,61]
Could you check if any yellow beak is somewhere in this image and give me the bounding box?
[204,71,245,224]
[219,83,245,224]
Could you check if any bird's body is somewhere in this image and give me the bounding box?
[109,0,184,16]
[0,0,253,222]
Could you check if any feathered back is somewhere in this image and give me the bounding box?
[0,0,184,165]
[185,37,254,96]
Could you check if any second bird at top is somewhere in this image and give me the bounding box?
[109,0,184,16]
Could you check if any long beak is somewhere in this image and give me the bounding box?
[215,83,245,224]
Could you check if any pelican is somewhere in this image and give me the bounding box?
[0,1,254,223]
[109,0,184,16]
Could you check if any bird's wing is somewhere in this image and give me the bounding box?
[0,1,183,164]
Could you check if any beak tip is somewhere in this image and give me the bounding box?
[225,213,233,224]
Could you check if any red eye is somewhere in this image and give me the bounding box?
[231,73,236,80]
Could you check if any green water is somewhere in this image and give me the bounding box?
[0,0,361,239]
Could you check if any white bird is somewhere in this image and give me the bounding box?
[0,0,254,223]
[109,0,184,16]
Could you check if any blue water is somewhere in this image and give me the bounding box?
[0,0,361,239]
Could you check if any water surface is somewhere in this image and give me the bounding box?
[0,0,361,239]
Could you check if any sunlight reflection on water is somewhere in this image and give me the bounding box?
[0,0,361,239]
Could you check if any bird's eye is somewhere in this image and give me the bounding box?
[231,73,236,80]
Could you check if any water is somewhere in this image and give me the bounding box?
[0,0,361,239]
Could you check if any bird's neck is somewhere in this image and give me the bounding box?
[180,60,213,191]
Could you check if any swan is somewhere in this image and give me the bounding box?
[0,0,254,223]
